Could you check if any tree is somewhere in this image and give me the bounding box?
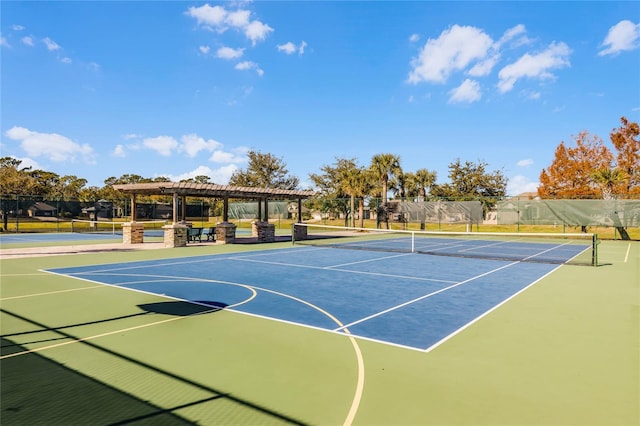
[0,157,37,195]
[229,150,299,189]
[390,171,408,199]
[592,167,631,239]
[592,168,628,200]
[408,168,437,200]
[432,159,506,200]
[338,164,374,228]
[538,131,614,199]
[370,153,402,228]
[309,157,359,226]
[406,168,438,229]
[609,116,640,195]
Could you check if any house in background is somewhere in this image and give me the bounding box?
[27,202,57,217]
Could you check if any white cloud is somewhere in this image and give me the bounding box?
[495,24,529,49]
[165,164,239,185]
[5,126,95,163]
[12,25,25,31]
[199,45,211,54]
[179,133,223,157]
[112,144,126,158]
[143,136,178,156]
[186,4,227,28]
[122,133,142,140]
[408,25,494,84]
[140,133,241,159]
[409,33,420,43]
[517,158,534,167]
[244,20,273,45]
[598,20,640,56]
[497,41,571,93]
[448,79,482,104]
[1,36,9,48]
[467,55,499,77]
[522,90,541,100]
[235,61,264,76]
[186,4,272,45]
[226,9,251,27]
[507,175,539,196]
[277,41,307,55]
[209,149,247,163]
[216,46,244,59]
[42,37,61,51]
[61,57,72,64]
[277,42,296,55]
[21,36,34,46]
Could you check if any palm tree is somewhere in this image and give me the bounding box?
[413,168,437,200]
[411,168,437,230]
[592,167,630,239]
[339,164,373,228]
[370,154,402,228]
[592,168,626,199]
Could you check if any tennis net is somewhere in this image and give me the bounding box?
[292,223,599,266]
[70,219,167,235]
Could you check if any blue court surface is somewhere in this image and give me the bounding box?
[47,246,562,351]
[0,232,122,245]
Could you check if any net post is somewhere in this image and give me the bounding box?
[291,223,296,245]
[411,231,415,253]
[592,233,598,266]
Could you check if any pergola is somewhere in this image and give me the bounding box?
[113,181,315,223]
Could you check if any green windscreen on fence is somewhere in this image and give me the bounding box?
[389,200,484,224]
[227,201,290,220]
[496,199,640,227]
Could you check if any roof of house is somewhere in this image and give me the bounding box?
[28,202,57,211]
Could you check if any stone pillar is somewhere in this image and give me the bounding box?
[163,223,188,248]
[216,222,237,244]
[123,222,144,244]
[252,221,275,242]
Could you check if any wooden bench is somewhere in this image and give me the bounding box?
[203,226,216,241]
[187,227,202,243]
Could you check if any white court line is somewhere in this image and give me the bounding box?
[624,243,631,263]
[227,255,457,284]
[333,261,520,332]
[0,285,104,301]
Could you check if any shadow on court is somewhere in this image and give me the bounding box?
[1,337,198,425]
[138,300,228,316]
[1,308,308,425]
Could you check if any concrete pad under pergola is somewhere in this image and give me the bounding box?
[113,182,314,247]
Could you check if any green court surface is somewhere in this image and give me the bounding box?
[1,240,638,425]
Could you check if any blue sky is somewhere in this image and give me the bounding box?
[2,1,639,195]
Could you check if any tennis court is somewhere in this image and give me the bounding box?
[48,247,567,352]
[1,236,638,425]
